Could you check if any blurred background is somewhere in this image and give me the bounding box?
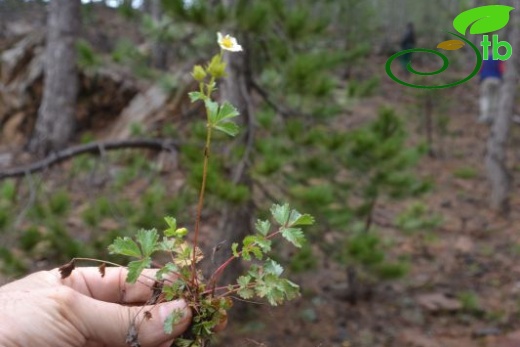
[1,0,520,346]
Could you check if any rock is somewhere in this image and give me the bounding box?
[473,327,501,338]
[398,329,441,347]
[417,293,462,312]
[454,236,475,253]
[104,84,168,140]
[495,330,520,347]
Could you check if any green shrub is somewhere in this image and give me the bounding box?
[453,166,478,180]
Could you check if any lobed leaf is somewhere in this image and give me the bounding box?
[238,287,254,299]
[264,259,284,276]
[136,228,159,258]
[270,203,290,225]
[163,309,185,334]
[237,275,253,298]
[126,257,152,283]
[231,242,239,257]
[255,219,271,236]
[288,212,315,227]
[164,216,177,237]
[215,102,239,123]
[188,91,204,103]
[213,121,239,137]
[108,236,142,258]
[237,274,251,287]
[156,262,179,281]
[157,237,176,252]
[281,227,305,248]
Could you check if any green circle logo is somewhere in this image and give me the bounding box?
[385,32,482,89]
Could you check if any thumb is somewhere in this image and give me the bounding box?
[74,296,192,347]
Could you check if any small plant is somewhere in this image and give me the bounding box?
[59,33,314,347]
[458,291,482,315]
[453,166,478,180]
[395,202,443,234]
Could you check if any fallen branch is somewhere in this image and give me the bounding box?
[0,138,179,179]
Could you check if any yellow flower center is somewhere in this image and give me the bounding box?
[221,36,233,49]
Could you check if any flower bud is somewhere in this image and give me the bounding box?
[207,54,227,78]
[192,65,207,82]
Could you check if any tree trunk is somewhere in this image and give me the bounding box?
[28,0,80,155]
[149,0,167,70]
[485,2,517,215]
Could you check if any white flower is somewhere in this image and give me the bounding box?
[217,32,243,52]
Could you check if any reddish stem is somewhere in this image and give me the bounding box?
[191,122,213,289]
[208,229,282,291]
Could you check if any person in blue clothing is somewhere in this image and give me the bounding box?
[400,22,416,72]
[478,48,504,124]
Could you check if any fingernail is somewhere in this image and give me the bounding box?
[159,300,188,323]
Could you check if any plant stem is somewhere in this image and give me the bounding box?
[191,74,217,288]
[191,117,213,286]
[208,229,282,291]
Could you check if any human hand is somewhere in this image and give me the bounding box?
[0,267,192,347]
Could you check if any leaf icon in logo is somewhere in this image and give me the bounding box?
[437,40,465,51]
[453,5,514,35]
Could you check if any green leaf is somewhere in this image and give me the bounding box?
[157,237,176,252]
[188,91,204,103]
[288,210,315,226]
[281,227,305,248]
[162,281,185,301]
[136,229,159,257]
[255,219,271,236]
[231,242,239,257]
[243,235,258,248]
[213,121,239,137]
[164,216,177,229]
[453,5,514,35]
[238,287,254,299]
[264,259,284,276]
[237,275,251,289]
[250,246,263,260]
[156,262,179,281]
[163,309,184,334]
[175,339,197,347]
[242,248,252,261]
[205,99,219,123]
[108,237,142,258]
[255,238,271,253]
[126,257,151,283]
[164,216,177,237]
[270,203,290,225]
[281,279,300,300]
[215,102,239,122]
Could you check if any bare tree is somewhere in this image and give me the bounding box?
[28,0,81,155]
[485,1,517,215]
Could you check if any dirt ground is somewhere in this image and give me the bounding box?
[216,56,520,347]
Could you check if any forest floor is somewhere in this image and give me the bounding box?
[215,56,520,347]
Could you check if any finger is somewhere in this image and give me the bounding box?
[71,293,192,347]
[55,267,175,303]
[214,312,228,333]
